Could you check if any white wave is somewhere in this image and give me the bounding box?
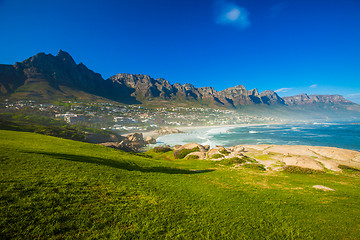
[206,126,235,135]
[249,130,258,134]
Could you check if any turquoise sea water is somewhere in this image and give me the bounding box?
[156,122,360,151]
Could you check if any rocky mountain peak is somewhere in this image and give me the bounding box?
[56,49,75,63]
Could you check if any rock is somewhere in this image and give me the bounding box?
[99,141,133,152]
[281,156,324,170]
[313,185,335,191]
[186,152,207,160]
[207,148,222,158]
[124,133,146,149]
[231,145,245,154]
[173,145,182,151]
[204,145,210,150]
[145,136,156,144]
[85,132,123,144]
[180,143,206,152]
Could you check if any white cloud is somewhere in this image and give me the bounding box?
[347,93,360,97]
[310,84,318,88]
[214,0,250,29]
[275,88,292,93]
[347,93,360,104]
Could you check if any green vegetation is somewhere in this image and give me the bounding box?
[283,165,325,174]
[219,149,230,156]
[1,130,360,239]
[186,155,200,160]
[0,112,119,142]
[211,153,224,159]
[173,147,199,159]
[0,112,85,141]
[244,163,266,171]
[241,155,258,163]
[338,165,360,176]
[153,145,172,153]
[218,157,245,166]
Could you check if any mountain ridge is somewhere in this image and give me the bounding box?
[0,50,358,110]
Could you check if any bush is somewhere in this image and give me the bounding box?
[219,157,245,166]
[283,165,324,174]
[211,154,224,159]
[219,149,230,156]
[174,147,199,159]
[153,145,172,153]
[338,165,360,172]
[338,165,360,175]
[186,155,200,160]
[241,155,258,163]
[244,164,266,171]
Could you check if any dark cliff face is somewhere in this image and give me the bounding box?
[0,50,138,103]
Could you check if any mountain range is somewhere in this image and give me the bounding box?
[0,50,357,111]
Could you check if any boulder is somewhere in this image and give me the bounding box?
[186,152,207,160]
[145,136,156,144]
[207,148,222,158]
[180,143,206,152]
[173,145,182,151]
[233,145,245,153]
[124,133,146,149]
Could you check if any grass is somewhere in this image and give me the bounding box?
[1,130,360,239]
[283,165,325,174]
[211,153,224,159]
[218,157,245,166]
[244,163,266,171]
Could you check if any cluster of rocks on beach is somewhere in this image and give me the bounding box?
[172,142,360,172]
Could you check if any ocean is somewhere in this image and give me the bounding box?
[156,122,360,151]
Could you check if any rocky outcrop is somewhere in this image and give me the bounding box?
[99,132,146,151]
[283,93,352,105]
[166,143,360,173]
[145,136,156,144]
[107,74,288,107]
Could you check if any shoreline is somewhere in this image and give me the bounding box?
[140,122,285,140]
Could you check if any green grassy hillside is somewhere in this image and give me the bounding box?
[1,130,359,239]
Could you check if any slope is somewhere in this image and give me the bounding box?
[1,130,360,239]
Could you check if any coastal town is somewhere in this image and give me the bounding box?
[1,99,277,133]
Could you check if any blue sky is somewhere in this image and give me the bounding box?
[0,0,359,103]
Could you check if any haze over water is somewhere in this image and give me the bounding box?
[157,122,360,151]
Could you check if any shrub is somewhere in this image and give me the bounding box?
[338,165,360,175]
[174,147,199,159]
[153,145,172,153]
[219,149,230,156]
[186,155,200,160]
[283,165,324,174]
[219,157,245,166]
[244,164,266,171]
[241,155,258,163]
[211,154,224,159]
[338,165,360,172]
